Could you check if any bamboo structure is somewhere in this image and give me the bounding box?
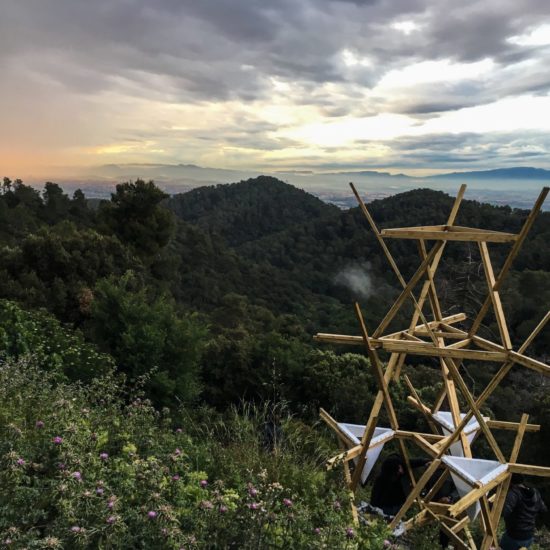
[316,183,550,549]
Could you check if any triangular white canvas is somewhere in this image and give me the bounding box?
[432,411,488,457]
[442,456,508,520]
[337,423,395,484]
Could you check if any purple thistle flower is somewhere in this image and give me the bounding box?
[53,436,63,445]
[383,541,392,548]
[58,462,66,470]
[345,527,355,539]
[96,487,104,495]
[35,420,45,429]
[106,515,116,524]
[16,458,25,466]
[200,479,208,488]
[72,471,82,481]
[219,505,228,513]
[249,502,259,511]
[147,510,157,519]
[248,486,258,498]
[107,501,114,509]
[175,428,183,433]
[70,526,81,533]
[313,527,321,535]
[174,448,181,456]
[99,452,109,461]
[282,498,293,508]
[172,474,180,481]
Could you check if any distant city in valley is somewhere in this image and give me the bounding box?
[21,164,550,210]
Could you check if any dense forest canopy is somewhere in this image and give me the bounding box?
[1,175,549,547]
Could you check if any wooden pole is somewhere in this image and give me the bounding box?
[469,187,549,338]
[480,413,529,550]
[478,241,512,350]
[431,308,550,457]
[350,181,442,341]
[389,459,442,528]
[352,304,416,489]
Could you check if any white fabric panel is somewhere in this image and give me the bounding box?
[432,411,488,457]
[448,471,481,521]
[442,456,508,521]
[337,423,395,484]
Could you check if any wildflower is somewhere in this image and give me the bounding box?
[16,458,25,466]
[200,500,214,510]
[200,479,208,488]
[148,511,157,519]
[346,527,355,539]
[313,527,321,535]
[175,428,183,433]
[172,474,180,481]
[72,471,82,481]
[248,485,258,498]
[35,420,45,429]
[70,526,81,533]
[96,487,104,495]
[219,505,228,513]
[282,498,293,508]
[383,541,392,548]
[57,463,66,470]
[107,501,115,509]
[174,448,181,456]
[53,436,63,445]
[106,516,116,524]
[99,452,109,461]
[249,502,259,511]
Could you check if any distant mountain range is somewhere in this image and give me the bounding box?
[32,164,550,210]
[88,163,550,182]
[426,167,550,180]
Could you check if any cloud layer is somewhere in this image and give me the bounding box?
[2,0,550,176]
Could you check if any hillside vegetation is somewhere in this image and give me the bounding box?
[1,175,549,548]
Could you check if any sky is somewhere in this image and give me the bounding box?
[2,0,550,179]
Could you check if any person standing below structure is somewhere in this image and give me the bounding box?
[370,453,431,516]
[500,474,547,550]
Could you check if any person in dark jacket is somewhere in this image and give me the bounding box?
[500,474,547,550]
[370,453,431,516]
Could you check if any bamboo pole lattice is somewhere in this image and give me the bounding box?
[316,184,550,549]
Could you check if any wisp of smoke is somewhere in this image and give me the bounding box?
[334,264,373,299]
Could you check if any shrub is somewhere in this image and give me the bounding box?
[0,357,400,549]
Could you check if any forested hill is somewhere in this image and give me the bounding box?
[1,175,550,420]
[167,177,550,353]
[166,176,339,246]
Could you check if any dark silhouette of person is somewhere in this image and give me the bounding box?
[370,453,431,516]
[500,473,547,550]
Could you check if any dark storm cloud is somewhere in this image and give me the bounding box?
[2,0,550,106]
